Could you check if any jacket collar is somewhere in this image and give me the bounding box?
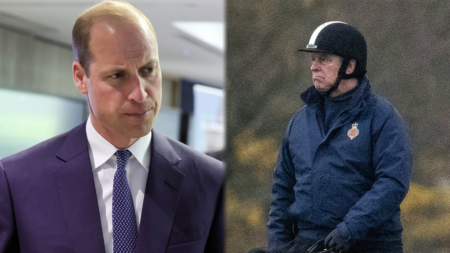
[301,76,372,139]
[136,129,184,253]
[54,120,106,253]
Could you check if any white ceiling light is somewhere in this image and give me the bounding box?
[173,21,224,52]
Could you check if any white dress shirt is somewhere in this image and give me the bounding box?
[86,116,151,253]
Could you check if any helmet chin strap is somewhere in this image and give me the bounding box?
[320,57,352,97]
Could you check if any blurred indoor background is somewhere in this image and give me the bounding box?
[227,1,450,253]
[0,0,224,159]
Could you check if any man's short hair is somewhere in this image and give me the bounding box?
[72,0,157,77]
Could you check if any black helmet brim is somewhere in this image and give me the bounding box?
[297,48,344,58]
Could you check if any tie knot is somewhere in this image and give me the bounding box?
[115,149,132,169]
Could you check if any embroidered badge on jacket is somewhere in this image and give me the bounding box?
[347,122,359,140]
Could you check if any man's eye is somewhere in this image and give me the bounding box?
[111,72,124,79]
[143,67,154,73]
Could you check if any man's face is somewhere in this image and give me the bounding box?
[75,20,161,146]
[310,52,342,93]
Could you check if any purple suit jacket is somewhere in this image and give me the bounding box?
[0,121,224,253]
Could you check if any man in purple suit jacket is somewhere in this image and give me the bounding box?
[0,1,224,253]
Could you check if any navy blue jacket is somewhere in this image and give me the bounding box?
[267,77,412,250]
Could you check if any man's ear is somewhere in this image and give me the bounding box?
[73,61,88,94]
[346,59,356,75]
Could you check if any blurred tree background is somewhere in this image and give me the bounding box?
[227,1,450,252]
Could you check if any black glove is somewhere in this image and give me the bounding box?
[324,228,350,252]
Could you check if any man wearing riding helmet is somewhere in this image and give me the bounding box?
[267,21,412,253]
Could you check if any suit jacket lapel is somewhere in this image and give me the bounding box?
[136,129,184,253]
[54,121,106,253]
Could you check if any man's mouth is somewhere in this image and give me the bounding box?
[125,110,151,118]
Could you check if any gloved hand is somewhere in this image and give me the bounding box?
[324,228,350,252]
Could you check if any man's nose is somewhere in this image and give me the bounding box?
[128,75,148,103]
[310,60,320,72]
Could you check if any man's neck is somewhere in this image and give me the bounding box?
[90,116,139,149]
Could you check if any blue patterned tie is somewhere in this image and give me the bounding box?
[113,149,138,253]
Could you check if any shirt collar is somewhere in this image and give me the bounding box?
[86,115,151,171]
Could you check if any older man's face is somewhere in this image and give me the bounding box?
[310,52,342,93]
[76,20,161,147]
